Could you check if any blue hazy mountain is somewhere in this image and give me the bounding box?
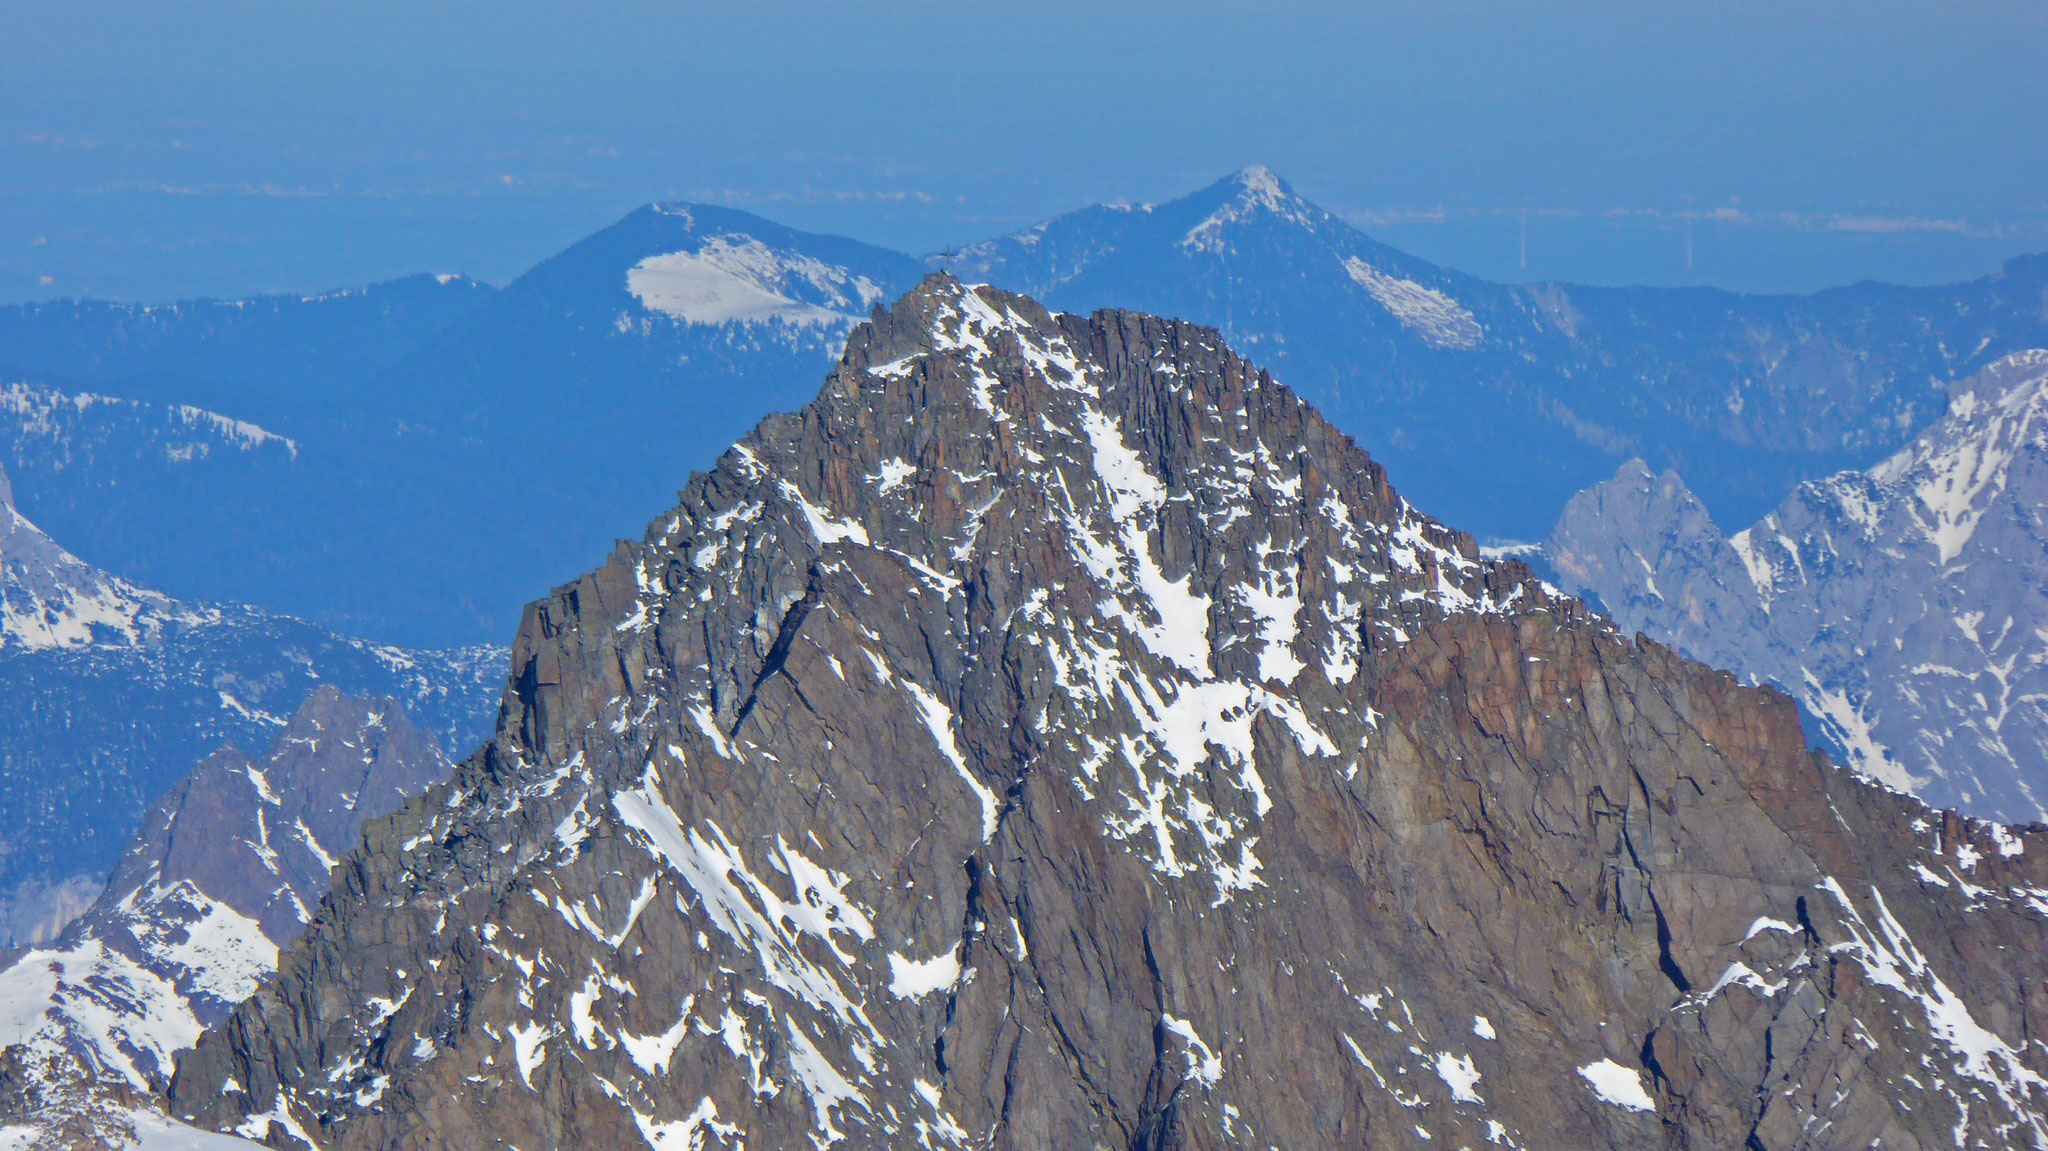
[0,211,924,646]
[3,174,2045,650]
[0,275,494,636]
[957,168,2048,541]
[0,486,502,948]
[317,204,928,644]
[0,273,495,431]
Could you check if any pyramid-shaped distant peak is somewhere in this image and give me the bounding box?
[1181,166,1332,252]
[1226,164,1295,201]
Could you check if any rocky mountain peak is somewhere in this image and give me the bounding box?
[169,278,2048,1151]
[0,687,451,1146]
[1180,166,1330,254]
[101,685,452,948]
[1546,349,2048,822]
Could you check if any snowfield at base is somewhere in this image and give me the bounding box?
[1578,1059,1657,1112]
[0,1109,266,1150]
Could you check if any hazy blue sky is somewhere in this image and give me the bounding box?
[4,0,2045,301]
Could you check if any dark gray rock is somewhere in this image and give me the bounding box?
[164,278,2048,1151]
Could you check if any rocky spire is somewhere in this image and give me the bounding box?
[0,687,451,1106]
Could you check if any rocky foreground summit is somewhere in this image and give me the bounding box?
[170,277,2048,1150]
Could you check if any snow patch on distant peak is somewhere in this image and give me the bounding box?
[627,235,884,327]
[1342,258,1482,350]
[1182,168,1322,254]
[1232,165,1287,200]
[0,502,215,651]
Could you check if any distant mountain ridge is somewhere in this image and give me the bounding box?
[0,487,502,947]
[0,380,303,619]
[959,167,2048,540]
[0,688,449,1149]
[2,170,2044,648]
[1545,350,2048,823]
[0,273,493,429]
[312,202,927,643]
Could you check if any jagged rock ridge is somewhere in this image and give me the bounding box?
[0,689,449,1148]
[0,494,501,948]
[1546,349,2048,824]
[171,278,2048,1151]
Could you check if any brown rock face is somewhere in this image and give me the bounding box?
[169,277,2048,1150]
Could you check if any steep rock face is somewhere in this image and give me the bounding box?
[0,688,452,1095]
[172,279,2048,1151]
[1547,350,2048,823]
[0,498,501,946]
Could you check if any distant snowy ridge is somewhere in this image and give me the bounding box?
[0,501,215,651]
[1546,350,2048,822]
[0,382,299,462]
[1864,347,2048,564]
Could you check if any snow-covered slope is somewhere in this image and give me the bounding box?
[625,220,888,328]
[0,495,210,651]
[0,690,448,1148]
[1546,350,2048,822]
[0,496,502,948]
